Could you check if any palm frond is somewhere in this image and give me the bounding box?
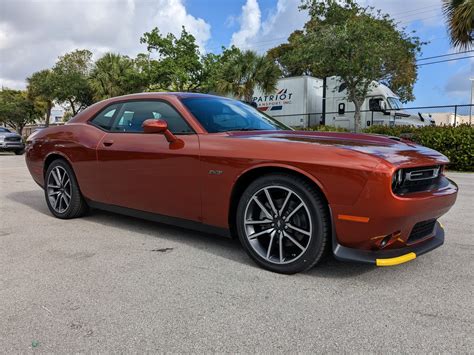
[443,0,474,50]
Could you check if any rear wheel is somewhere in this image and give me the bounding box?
[44,159,88,219]
[236,174,329,274]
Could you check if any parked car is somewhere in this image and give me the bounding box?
[25,93,457,274]
[0,127,25,155]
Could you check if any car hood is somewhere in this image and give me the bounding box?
[227,130,449,167]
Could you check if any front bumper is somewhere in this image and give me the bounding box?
[333,221,444,266]
[0,142,25,150]
[331,176,457,250]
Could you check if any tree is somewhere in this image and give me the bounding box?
[0,89,41,135]
[27,69,56,127]
[443,0,474,49]
[269,0,423,131]
[267,30,307,76]
[140,26,210,92]
[192,46,243,94]
[89,53,145,100]
[214,49,281,102]
[52,49,94,115]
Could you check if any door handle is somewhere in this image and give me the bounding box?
[103,139,114,147]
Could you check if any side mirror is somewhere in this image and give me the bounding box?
[143,119,168,134]
[338,103,345,115]
[142,119,178,144]
[379,101,386,111]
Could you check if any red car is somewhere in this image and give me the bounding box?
[25,93,458,274]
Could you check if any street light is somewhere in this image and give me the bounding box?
[470,78,474,125]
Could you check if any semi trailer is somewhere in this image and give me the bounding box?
[252,76,434,129]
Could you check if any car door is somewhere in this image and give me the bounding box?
[368,97,391,127]
[95,99,202,222]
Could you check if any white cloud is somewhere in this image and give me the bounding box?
[444,59,474,100]
[229,0,445,54]
[361,0,443,28]
[230,0,308,52]
[0,0,211,89]
[149,0,211,50]
[0,78,26,90]
[230,0,261,48]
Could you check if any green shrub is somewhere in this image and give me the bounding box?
[301,124,472,171]
[305,125,349,132]
[363,124,473,171]
[363,125,418,136]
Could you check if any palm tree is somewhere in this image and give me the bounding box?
[443,0,474,49]
[89,53,144,100]
[216,50,281,103]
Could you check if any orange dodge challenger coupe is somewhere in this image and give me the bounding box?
[25,93,458,274]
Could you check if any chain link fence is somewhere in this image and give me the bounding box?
[271,103,474,128]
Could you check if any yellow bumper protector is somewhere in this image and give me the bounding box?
[376,252,416,266]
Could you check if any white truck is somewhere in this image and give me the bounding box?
[252,76,434,129]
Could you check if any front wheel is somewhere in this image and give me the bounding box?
[14,149,24,155]
[236,174,330,274]
[44,159,88,219]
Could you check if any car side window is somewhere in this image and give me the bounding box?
[110,101,193,134]
[90,104,121,131]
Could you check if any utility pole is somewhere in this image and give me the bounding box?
[469,78,473,125]
[321,77,327,126]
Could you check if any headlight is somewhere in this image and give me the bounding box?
[392,169,404,189]
[0,136,4,141]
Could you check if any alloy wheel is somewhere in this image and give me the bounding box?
[243,186,313,264]
[47,166,72,214]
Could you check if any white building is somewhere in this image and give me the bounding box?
[425,112,472,126]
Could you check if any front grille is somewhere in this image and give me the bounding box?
[408,219,437,243]
[5,136,21,142]
[393,165,443,195]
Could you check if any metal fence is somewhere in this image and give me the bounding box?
[271,103,474,128]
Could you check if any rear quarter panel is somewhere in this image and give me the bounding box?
[26,123,106,201]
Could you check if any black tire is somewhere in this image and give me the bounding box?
[14,149,24,155]
[236,173,329,274]
[44,159,88,219]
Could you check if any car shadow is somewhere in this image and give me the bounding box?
[7,189,374,278]
[7,189,51,215]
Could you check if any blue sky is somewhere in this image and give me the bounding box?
[1,0,472,112]
[185,0,473,111]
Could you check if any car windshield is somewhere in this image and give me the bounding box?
[0,127,11,133]
[180,97,291,133]
[387,97,403,110]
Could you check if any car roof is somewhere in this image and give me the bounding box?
[107,92,226,101]
[68,92,234,124]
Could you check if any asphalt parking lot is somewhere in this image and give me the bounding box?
[0,154,473,352]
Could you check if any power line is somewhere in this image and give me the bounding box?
[417,50,474,61]
[417,55,474,66]
[396,7,440,20]
[390,3,440,16]
[424,35,449,42]
[204,9,446,53]
[206,4,447,51]
[399,13,443,25]
[206,36,290,52]
[205,7,444,52]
